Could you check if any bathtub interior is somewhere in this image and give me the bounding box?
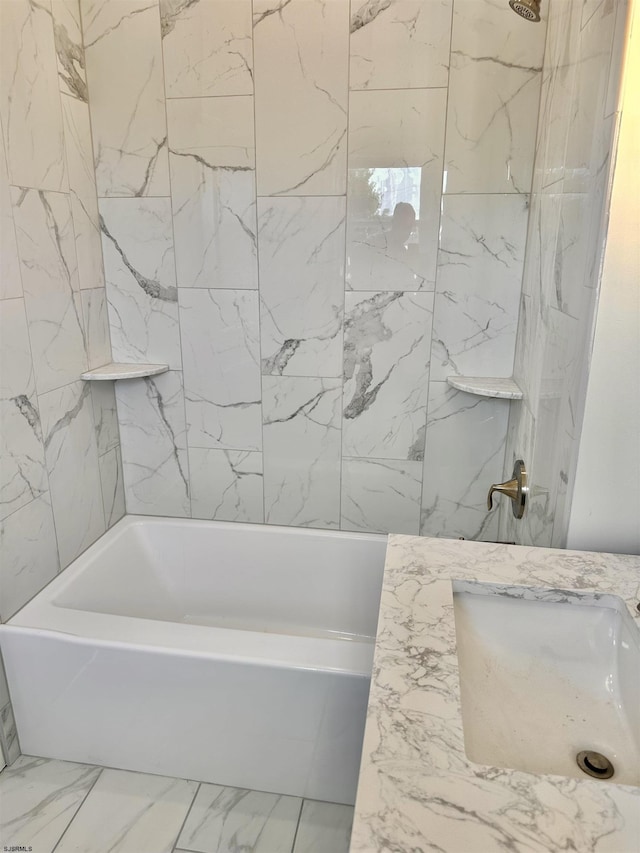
[50,517,387,641]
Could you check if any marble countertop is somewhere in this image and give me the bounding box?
[350,536,640,853]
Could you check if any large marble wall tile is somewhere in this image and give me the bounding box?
[90,382,119,456]
[55,768,198,853]
[0,0,67,191]
[0,757,101,851]
[81,0,169,197]
[0,700,20,765]
[161,0,253,97]
[340,457,422,534]
[349,0,452,91]
[0,300,48,521]
[167,97,257,290]
[61,95,105,290]
[431,194,529,380]
[346,89,446,292]
[420,382,509,541]
[80,287,110,370]
[342,291,433,460]
[99,198,181,369]
[189,448,263,523]
[40,380,105,567]
[0,494,59,621]
[52,0,88,102]
[253,0,349,196]
[99,445,125,527]
[262,377,341,528]
[116,371,190,517]
[0,135,22,300]
[258,197,345,377]
[12,188,87,395]
[444,0,545,194]
[180,289,261,451]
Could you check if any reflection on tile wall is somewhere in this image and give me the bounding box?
[82,0,547,537]
[501,0,628,548]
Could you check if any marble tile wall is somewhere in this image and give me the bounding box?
[501,0,629,547]
[79,0,547,537]
[0,0,125,762]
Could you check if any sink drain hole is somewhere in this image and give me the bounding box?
[576,750,615,780]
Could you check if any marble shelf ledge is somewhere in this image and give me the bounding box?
[447,375,523,400]
[81,363,169,381]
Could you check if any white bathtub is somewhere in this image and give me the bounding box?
[0,516,386,804]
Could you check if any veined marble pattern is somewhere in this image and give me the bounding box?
[90,381,119,456]
[99,445,126,527]
[346,88,447,292]
[349,0,452,90]
[340,458,422,534]
[0,494,59,622]
[0,299,48,522]
[161,0,253,97]
[350,536,640,853]
[0,700,20,765]
[262,377,342,529]
[180,288,262,451]
[420,382,510,540]
[80,287,110,370]
[294,800,354,853]
[0,756,101,851]
[0,134,22,300]
[99,197,182,369]
[430,194,529,381]
[116,371,190,517]
[259,197,345,378]
[342,291,433,460]
[52,0,88,102]
[0,758,355,853]
[189,448,264,523]
[81,0,169,196]
[253,0,349,196]
[61,94,105,290]
[167,97,257,291]
[12,188,87,395]
[40,380,105,567]
[176,784,301,853]
[444,0,545,194]
[55,768,198,853]
[0,0,67,192]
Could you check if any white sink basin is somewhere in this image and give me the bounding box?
[453,580,640,787]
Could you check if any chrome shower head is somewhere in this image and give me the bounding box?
[509,0,541,21]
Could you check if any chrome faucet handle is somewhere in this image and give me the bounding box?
[487,459,528,519]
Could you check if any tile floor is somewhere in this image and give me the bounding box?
[0,756,354,853]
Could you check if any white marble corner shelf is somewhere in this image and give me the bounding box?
[81,363,169,381]
[447,375,523,400]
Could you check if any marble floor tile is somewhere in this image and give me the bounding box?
[54,768,197,853]
[0,756,101,853]
[292,800,354,853]
[176,784,301,853]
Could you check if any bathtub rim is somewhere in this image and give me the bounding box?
[3,515,388,676]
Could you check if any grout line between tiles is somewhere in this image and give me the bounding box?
[50,765,104,853]
[170,781,202,853]
[288,797,305,853]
